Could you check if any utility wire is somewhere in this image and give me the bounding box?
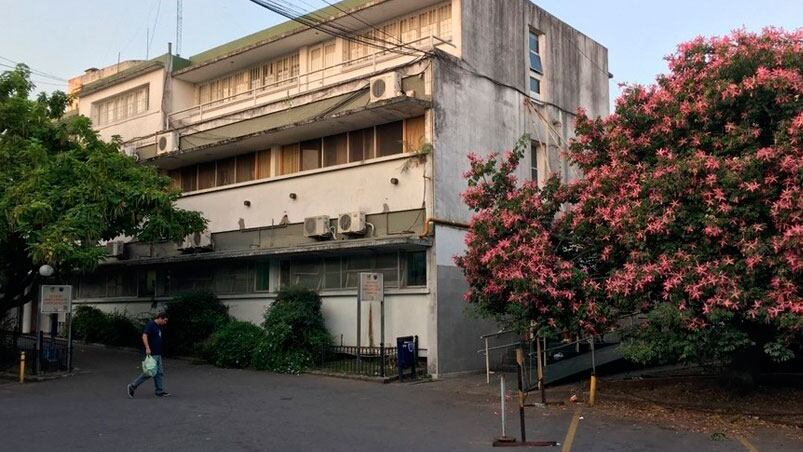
[148,0,163,55]
[0,56,67,81]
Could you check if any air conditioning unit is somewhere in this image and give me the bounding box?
[337,212,367,235]
[122,144,139,161]
[156,131,179,155]
[369,72,401,103]
[105,241,125,258]
[303,215,331,238]
[178,230,214,251]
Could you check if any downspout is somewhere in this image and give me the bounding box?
[419,218,470,238]
[162,43,173,131]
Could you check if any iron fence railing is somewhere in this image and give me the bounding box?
[0,330,71,374]
[317,344,398,378]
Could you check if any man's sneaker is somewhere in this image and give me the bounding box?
[155,392,171,397]
[127,384,135,399]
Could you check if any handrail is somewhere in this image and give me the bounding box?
[169,35,454,122]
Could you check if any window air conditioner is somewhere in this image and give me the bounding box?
[105,241,125,258]
[337,212,367,235]
[156,131,179,155]
[178,230,214,251]
[369,72,401,103]
[303,216,331,238]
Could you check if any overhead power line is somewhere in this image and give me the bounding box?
[0,56,67,82]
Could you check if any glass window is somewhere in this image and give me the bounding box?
[529,31,543,74]
[323,133,348,167]
[530,77,541,97]
[404,116,426,151]
[257,149,271,179]
[236,153,256,183]
[281,143,300,175]
[323,257,342,289]
[376,121,403,157]
[531,141,541,183]
[255,262,270,292]
[300,139,322,171]
[289,258,323,290]
[197,161,216,190]
[216,157,236,186]
[348,127,374,162]
[138,270,157,297]
[180,166,197,192]
[405,251,427,287]
[92,85,149,126]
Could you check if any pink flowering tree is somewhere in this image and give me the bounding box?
[455,137,613,337]
[458,28,802,372]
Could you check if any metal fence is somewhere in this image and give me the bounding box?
[0,330,71,374]
[317,345,398,378]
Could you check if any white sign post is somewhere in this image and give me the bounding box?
[40,285,72,314]
[357,273,384,366]
[39,285,74,372]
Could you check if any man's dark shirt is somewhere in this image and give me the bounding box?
[143,320,163,355]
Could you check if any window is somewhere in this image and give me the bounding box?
[180,166,197,192]
[300,139,322,171]
[197,161,216,190]
[348,127,375,161]
[255,262,270,291]
[216,157,236,186]
[281,143,300,175]
[531,141,544,186]
[345,2,453,62]
[279,251,425,291]
[376,121,403,157]
[323,133,348,167]
[404,251,427,286]
[528,30,544,99]
[215,262,253,294]
[404,115,426,151]
[257,149,271,179]
[92,85,148,126]
[198,52,299,104]
[236,153,256,183]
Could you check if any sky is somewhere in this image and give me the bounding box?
[0,0,801,106]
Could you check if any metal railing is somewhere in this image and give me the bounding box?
[169,35,455,125]
[0,330,71,374]
[316,344,397,378]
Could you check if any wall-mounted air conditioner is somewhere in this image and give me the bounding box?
[156,131,179,155]
[369,72,401,103]
[122,144,139,161]
[105,241,125,258]
[303,216,331,238]
[337,212,367,235]
[178,230,213,251]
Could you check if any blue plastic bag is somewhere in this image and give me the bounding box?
[142,355,157,377]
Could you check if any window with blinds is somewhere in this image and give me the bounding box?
[345,2,452,63]
[91,85,149,126]
[197,52,300,105]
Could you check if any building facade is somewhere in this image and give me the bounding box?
[54,0,609,376]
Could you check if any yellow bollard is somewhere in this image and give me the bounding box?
[19,352,26,384]
[588,374,598,406]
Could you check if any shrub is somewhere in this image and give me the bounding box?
[253,287,332,373]
[71,305,141,348]
[163,291,230,357]
[72,306,109,343]
[204,321,265,368]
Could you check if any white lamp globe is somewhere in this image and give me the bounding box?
[38,265,55,277]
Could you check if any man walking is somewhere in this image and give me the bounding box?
[127,312,169,398]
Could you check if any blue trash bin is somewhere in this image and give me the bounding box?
[396,336,418,381]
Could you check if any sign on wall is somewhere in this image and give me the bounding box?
[40,285,73,314]
[359,273,384,302]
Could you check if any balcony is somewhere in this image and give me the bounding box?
[168,36,453,129]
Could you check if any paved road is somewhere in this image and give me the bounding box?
[0,346,798,451]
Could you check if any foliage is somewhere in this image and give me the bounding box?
[71,305,141,347]
[457,28,802,367]
[163,291,230,357]
[203,320,265,368]
[455,136,608,336]
[253,287,332,373]
[0,65,206,317]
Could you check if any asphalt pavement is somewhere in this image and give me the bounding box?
[0,346,798,452]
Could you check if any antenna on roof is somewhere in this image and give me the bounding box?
[176,0,183,56]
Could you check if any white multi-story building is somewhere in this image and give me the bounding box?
[63,0,609,376]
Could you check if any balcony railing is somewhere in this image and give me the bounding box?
[169,35,454,127]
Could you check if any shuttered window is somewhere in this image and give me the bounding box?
[91,85,148,126]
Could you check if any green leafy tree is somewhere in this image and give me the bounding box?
[0,65,206,318]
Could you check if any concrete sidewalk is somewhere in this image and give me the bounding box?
[0,346,798,451]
